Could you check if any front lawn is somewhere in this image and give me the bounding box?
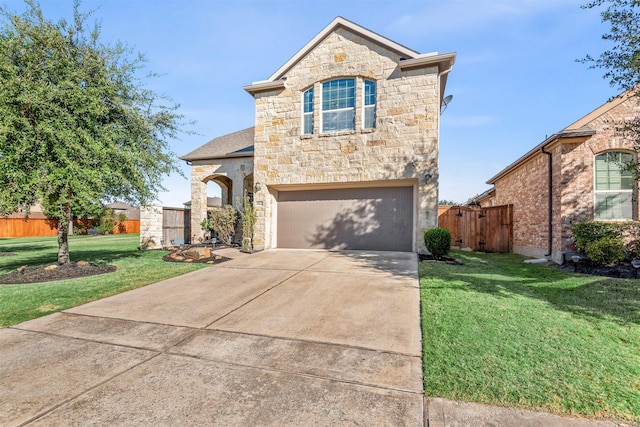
[420,250,640,423]
[0,234,208,327]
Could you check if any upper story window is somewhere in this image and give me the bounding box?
[322,78,355,132]
[594,151,634,220]
[363,80,376,129]
[302,87,314,135]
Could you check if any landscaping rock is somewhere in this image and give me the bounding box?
[76,261,89,266]
[17,265,27,274]
[183,247,211,260]
[44,265,58,271]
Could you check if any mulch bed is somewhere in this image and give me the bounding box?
[418,253,464,265]
[0,252,17,257]
[161,243,233,265]
[0,262,117,285]
[554,260,640,279]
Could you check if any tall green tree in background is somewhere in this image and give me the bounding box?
[582,0,640,92]
[0,1,184,264]
[581,1,640,177]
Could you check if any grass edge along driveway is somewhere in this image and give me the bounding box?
[0,234,207,327]
[420,250,640,424]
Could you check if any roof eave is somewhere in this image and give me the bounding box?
[398,52,456,72]
[243,80,286,96]
[486,129,596,184]
[180,152,255,162]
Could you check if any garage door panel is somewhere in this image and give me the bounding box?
[277,187,412,251]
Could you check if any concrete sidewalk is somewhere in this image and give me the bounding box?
[1,249,625,426]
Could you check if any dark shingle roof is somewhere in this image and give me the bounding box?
[180,127,254,161]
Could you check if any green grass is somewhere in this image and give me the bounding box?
[420,250,640,422]
[0,234,208,327]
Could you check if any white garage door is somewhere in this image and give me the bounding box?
[277,186,413,251]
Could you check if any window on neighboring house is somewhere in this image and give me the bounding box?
[594,151,634,220]
[302,87,314,135]
[322,78,355,132]
[363,80,376,129]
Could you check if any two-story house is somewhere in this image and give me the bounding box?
[181,17,455,252]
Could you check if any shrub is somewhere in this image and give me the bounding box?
[424,227,451,258]
[240,191,257,253]
[625,222,640,259]
[201,205,238,245]
[572,221,624,253]
[586,237,625,266]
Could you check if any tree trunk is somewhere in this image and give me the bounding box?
[57,203,72,265]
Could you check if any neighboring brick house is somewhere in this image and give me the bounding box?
[483,92,640,263]
[181,17,455,252]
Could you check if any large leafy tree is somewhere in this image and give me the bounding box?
[0,1,184,264]
[581,0,640,177]
[582,0,640,92]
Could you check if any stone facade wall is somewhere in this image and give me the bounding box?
[492,95,640,263]
[188,157,254,241]
[140,205,163,249]
[252,29,441,251]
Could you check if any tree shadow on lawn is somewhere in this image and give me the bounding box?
[0,246,145,273]
[421,256,640,325]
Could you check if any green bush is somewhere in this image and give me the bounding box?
[586,237,625,266]
[424,227,451,258]
[200,205,238,245]
[572,221,624,253]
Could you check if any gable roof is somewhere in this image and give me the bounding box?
[243,16,456,101]
[268,16,421,81]
[564,91,632,131]
[484,93,634,185]
[180,127,254,162]
[486,128,596,185]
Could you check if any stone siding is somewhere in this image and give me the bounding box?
[252,29,441,251]
[188,157,254,241]
[140,205,163,249]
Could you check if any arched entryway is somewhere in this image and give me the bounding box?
[205,175,233,206]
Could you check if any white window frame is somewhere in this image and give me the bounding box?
[594,151,635,221]
[363,79,376,129]
[302,86,314,135]
[321,78,355,133]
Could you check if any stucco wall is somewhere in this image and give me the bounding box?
[251,29,441,251]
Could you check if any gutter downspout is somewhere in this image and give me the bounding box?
[541,146,553,257]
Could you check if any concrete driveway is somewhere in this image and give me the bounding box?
[2,249,424,426]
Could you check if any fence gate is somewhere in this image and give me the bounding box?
[438,204,513,253]
[162,208,191,246]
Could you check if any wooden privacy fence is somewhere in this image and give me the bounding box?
[0,218,140,238]
[162,207,191,246]
[438,204,513,253]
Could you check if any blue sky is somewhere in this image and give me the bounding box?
[8,0,617,206]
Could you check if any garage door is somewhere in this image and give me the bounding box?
[277,186,413,251]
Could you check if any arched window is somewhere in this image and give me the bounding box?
[594,151,634,220]
[322,78,355,132]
